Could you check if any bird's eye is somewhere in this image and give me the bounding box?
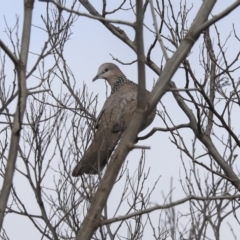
[102,68,109,74]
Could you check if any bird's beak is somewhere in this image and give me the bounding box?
[92,75,99,82]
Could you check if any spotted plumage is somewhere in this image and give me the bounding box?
[72,62,156,176]
[111,76,134,94]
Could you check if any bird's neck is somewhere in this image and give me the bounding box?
[111,76,133,94]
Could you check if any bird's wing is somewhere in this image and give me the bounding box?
[72,89,137,175]
[72,84,156,176]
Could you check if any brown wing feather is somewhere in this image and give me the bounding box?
[72,83,156,176]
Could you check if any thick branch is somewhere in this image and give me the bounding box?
[204,29,216,136]
[0,0,34,229]
[136,0,146,109]
[196,1,240,34]
[0,39,18,65]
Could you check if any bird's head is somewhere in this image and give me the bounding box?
[92,63,124,86]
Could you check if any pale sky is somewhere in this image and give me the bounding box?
[0,0,240,239]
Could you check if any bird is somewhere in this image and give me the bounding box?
[72,62,156,176]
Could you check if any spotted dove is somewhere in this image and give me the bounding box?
[72,63,156,176]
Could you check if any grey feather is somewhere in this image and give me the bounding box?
[72,63,156,176]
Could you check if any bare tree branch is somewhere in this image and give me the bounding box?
[0,39,18,65]
[196,1,240,34]
[40,0,134,26]
[136,0,146,109]
[2,0,240,238]
[149,0,169,60]
[170,81,240,190]
[76,1,218,239]
[0,0,34,229]
[102,194,240,225]
[137,124,191,141]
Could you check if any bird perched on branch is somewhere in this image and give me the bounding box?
[72,63,156,176]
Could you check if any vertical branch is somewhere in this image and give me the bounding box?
[204,29,216,136]
[136,0,146,109]
[0,0,34,229]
